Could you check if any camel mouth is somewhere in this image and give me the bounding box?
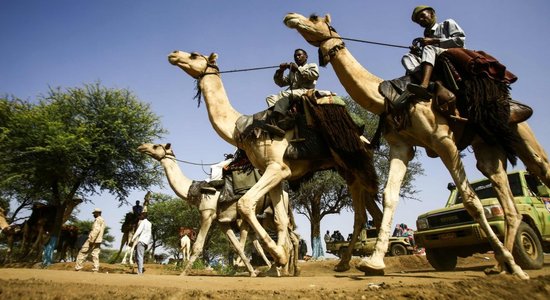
[283,14,301,28]
[168,54,179,65]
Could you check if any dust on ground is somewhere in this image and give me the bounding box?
[0,254,549,299]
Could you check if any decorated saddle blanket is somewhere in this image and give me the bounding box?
[441,48,517,84]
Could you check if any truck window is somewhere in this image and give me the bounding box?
[525,174,541,196]
[453,173,523,204]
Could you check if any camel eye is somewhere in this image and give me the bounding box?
[190,52,199,59]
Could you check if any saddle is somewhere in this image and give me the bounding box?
[379,48,532,127]
[379,48,533,130]
[379,48,531,163]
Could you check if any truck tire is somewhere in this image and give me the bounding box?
[426,248,457,271]
[389,244,408,256]
[338,247,348,259]
[512,222,544,270]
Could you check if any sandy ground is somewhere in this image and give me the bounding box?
[0,254,549,299]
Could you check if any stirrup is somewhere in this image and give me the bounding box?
[407,83,434,100]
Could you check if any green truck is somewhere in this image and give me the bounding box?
[325,228,414,258]
[415,170,550,271]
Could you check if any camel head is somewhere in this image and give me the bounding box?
[283,13,336,47]
[168,51,219,79]
[138,143,176,161]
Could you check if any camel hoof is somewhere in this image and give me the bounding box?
[333,262,351,272]
[272,246,289,266]
[483,265,502,276]
[356,260,385,276]
[258,265,281,277]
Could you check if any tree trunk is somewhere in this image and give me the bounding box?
[43,202,65,266]
[310,194,324,258]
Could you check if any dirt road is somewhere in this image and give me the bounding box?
[1,254,549,299]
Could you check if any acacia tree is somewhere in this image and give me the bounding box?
[0,83,166,264]
[291,96,424,257]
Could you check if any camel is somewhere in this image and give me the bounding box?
[167,50,382,272]
[138,142,300,276]
[284,13,550,279]
[115,192,151,264]
[179,227,194,262]
[20,198,83,259]
[0,208,24,262]
[56,224,79,262]
[0,207,8,231]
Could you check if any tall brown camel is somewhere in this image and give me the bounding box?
[138,142,300,276]
[167,51,383,269]
[284,13,550,279]
[21,198,83,259]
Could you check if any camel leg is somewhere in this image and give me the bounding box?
[181,208,216,276]
[286,229,301,276]
[219,223,257,277]
[514,122,550,186]
[436,134,527,279]
[114,232,128,262]
[357,143,412,274]
[128,240,139,265]
[335,182,367,272]
[238,165,290,266]
[471,136,522,273]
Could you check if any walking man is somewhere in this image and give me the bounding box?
[75,208,105,272]
[131,212,152,275]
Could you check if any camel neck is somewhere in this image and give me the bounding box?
[160,156,193,200]
[320,38,386,115]
[198,75,241,147]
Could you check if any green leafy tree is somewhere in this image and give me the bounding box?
[0,83,166,264]
[291,96,424,257]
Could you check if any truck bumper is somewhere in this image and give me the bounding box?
[415,220,505,249]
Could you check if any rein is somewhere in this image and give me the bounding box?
[159,144,218,166]
[313,22,408,66]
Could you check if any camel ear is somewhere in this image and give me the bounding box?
[208,53,218,64]
[325,14,331,24]
[166,143,171,149]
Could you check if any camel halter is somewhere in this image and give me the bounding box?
[192,57,221,107]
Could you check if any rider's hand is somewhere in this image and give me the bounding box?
[279,63,289,70]
[289,62,299,71]
[409,45,421,56]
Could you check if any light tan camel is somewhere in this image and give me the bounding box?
[179,227,194,262]
[138,142,300,276]
[0,207,24,262]
[168,51,383,270]
[284,13,550,279]
[0,207,9,231]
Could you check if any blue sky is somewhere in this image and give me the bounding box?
[2,1,549,254]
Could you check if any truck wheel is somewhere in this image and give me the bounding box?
[389,244,408,256]
[512,222,543,270]
[426,249,457,271]
[338,247,348,259]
